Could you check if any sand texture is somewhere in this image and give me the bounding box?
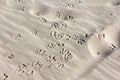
[0,0,120,80]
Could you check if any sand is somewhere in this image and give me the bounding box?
[0,0,120,80]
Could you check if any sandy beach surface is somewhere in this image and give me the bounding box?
[0,0,120,80]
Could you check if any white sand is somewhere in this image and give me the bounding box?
[0,0,120,80]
